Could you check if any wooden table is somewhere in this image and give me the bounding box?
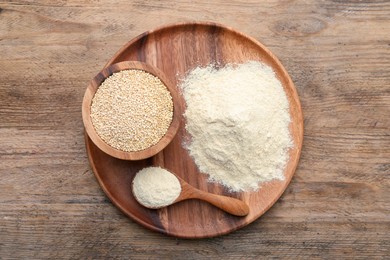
[1,1,389,258]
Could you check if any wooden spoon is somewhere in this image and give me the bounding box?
[132,168,249,217]
[174,176,250,217]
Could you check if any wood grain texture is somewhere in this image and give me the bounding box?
[174,177,250,217]
[0,0,389,258]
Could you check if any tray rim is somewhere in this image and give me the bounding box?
[85,21,304,238]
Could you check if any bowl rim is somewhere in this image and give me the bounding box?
[82,61,181,160]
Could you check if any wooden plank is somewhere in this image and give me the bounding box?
[0,0,389,258]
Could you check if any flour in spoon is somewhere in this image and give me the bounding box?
[180,61,292,192]
[132,167,181,208]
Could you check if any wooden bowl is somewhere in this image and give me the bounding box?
[82,61,181,160]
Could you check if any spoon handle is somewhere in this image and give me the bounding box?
[180,184,249,217]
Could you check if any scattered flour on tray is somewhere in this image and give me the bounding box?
[180,61,292,192]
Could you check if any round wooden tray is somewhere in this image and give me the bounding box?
[84,22,303,238]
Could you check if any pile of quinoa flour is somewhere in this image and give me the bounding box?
[180,61,292,192]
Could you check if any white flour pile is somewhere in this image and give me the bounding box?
[180,61,292,192]
[132,167,181,208]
